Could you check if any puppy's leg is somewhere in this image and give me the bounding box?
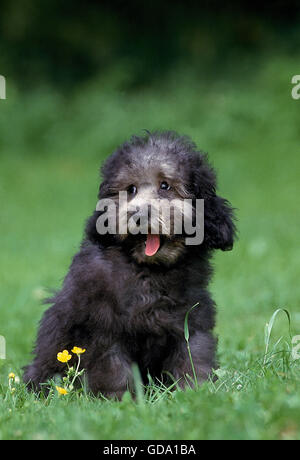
[86,344,134,399]
[23,354,62,392]
[23,306,69,391]
[163,331,217,388]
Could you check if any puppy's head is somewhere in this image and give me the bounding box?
[90,131,236,265]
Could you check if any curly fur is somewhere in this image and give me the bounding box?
[23,131,236,398]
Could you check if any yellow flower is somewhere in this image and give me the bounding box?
[56,386,68,395]
[71,346,86,355]
[57,349,72,363]
[8,372,15,379]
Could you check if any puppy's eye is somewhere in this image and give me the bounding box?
[127,185,137,195]
[160,181,170,191]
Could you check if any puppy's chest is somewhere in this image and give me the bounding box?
[121,274,165,310]
[116,269,186,334]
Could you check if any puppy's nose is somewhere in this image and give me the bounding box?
[128,205,151,228]
[128,204,150,217]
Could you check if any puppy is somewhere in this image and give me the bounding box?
[23,131,236,398]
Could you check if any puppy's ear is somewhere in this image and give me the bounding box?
[204,195,236,251]
[192,155,236,251]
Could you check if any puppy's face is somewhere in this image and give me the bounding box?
[96,132,236,265]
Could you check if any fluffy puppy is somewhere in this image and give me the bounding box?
[23,131,236,398]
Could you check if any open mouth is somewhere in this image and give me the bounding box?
[145,234,161,257]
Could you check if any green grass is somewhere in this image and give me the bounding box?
[1,52,300,440]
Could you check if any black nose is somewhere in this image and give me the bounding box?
[128,205,151,218]
[128,205,152,228]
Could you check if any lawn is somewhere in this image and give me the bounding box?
[0,52,300,440]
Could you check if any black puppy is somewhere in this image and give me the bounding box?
[23,131,236,398]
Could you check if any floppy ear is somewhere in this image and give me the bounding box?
[204,195,236,251]
[191,156,236,251]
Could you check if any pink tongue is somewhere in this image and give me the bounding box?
[145,234,160,256]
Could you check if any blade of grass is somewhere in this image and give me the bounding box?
[184,302,200,387]
[132,363,145,407]
[263,308,292,366]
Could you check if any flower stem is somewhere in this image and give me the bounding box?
[70,354,81,389]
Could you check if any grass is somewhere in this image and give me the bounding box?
[1,51,300,440]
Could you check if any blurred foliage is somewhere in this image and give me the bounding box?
[1,50,300,439]
[1,1,300,89]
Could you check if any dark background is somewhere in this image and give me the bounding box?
[1,0,300,90]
